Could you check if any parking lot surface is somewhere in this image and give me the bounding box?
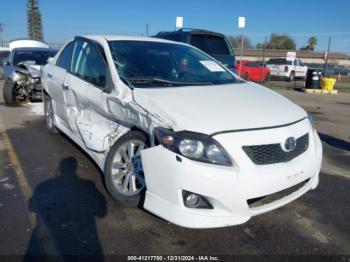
[0,79,349,258]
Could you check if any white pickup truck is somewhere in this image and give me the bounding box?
[267,58,308,82]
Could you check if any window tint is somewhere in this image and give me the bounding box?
[70,40,106,87]
[190,35,230,56]
[56,42,74,70]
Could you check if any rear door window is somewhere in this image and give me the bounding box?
[190,35,230,56]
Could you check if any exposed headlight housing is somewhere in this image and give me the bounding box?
[154,127,233,166]
[29,77,40,84]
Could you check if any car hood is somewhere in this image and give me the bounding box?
[19,64,42,78]
[133,82,307,134]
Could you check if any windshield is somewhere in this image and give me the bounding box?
[190,35,231,56]
[14,50,57,66]
[108,40,238,88]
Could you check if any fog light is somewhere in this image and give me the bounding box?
[182,190,213,209]
[185,193,200,208]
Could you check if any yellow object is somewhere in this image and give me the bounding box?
[320,77,336,91]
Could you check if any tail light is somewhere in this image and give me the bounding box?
[284,66,289,72]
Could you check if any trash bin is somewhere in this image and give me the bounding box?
[321,77,336,91]
[305,69,322,89]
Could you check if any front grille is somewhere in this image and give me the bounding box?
[242,133,309,165]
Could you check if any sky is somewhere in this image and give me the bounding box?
[2,0,350,52]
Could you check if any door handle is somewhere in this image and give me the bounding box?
[61,83,69,90]
[48,73,52,78]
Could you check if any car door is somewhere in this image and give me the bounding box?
[295,59,305,78]
[45,41,74,127]
[63,38,117,152]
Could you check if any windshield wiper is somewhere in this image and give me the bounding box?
[126,77,213,86]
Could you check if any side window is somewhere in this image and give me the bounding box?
[56,42,74,70]
[299,60,304,66]
[70,40,107,88]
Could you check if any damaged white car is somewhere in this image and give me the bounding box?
[42,35,322,228]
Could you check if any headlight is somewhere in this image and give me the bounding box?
[154,127,232,166]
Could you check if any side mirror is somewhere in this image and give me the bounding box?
[47,57,54,64]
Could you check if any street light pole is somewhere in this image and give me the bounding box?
[260,35,267,82]
[323,36,331,75]
[0,23,4,47]
[239,34,245,76]
[237,16,246,76]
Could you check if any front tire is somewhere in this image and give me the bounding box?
[104,131,148,207]
[3,80,15,105]
[44,94,59,134]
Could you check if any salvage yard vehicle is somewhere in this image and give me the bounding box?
[154,28,236,71]
[234,60,270,82]
[267,58,308,82]
[42,35,322,228]
[2,39,57,104]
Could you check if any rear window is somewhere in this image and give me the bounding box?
[190,35,231,56]
[267,58,292,65]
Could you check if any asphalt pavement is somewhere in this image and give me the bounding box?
[0,80,349,259]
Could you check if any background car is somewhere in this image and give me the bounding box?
[0,47,10,79]
[267,58,308,81]
[234,60,270,82]
[2,39,57,104]
[154,28,236,71]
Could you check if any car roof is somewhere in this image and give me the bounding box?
[156,28,225,37]
[0,47,10,52]
[84,35,187,46]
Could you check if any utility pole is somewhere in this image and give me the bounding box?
[146,24,149,36]
[0,23,4,47]
[239,34,245,76]
[323,36,331,75]
[237,17,246,76]
[260,35,267,82]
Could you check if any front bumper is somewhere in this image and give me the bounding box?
[141,120,322,228]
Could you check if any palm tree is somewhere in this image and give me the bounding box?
[307,37,318,51]
[27,0,43,41]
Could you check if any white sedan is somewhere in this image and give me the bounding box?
[41,35,322,228]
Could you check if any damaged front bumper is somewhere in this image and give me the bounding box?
[140,121,322,229]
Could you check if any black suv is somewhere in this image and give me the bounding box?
[154,28,236,71]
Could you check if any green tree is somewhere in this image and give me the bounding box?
[300,36,318,51]
[261,33,296,50]
[27,0,43,41]
[228,35,253,49]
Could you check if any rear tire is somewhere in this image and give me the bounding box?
[104,131,148,207]
[44,94,59,134]
[288,71,295,82]
[3,80,15,105]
